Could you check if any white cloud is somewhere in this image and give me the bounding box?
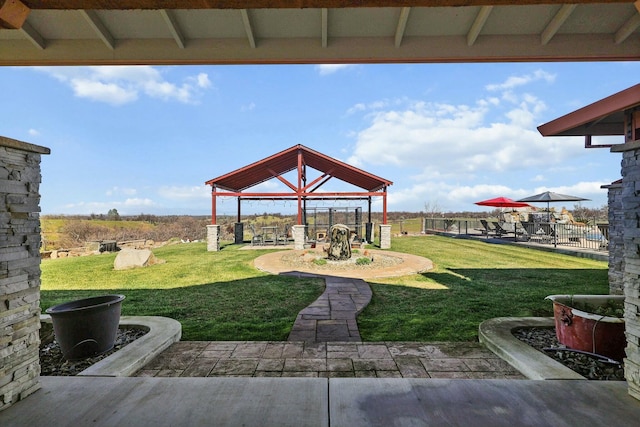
[241,102,256,112]
[34,66,212,105]
[106,187,137,196]
[28,129,40,136]
[158,185,210,200]
[347,83,582,179]
[316,64,357,76]
[485,69,556,92]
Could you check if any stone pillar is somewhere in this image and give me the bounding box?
[292,225,306,250]
[234,222,243,244]
[365,222,373,243]
[620,147,640,400]
[206,224,220,252]
[0,136,50,411]
[379,224,392,249]
[605,181,624,295]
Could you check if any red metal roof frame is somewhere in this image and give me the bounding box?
[537,84,640,144]
[205,144,393,225]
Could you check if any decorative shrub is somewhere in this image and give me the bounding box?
[356,257,372,265]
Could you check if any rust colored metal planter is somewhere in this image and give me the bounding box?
[546,295,625,362]
[45,294,125,360]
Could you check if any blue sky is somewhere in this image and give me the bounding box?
[1,62,637,216]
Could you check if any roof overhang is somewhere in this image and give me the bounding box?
[206,144,392,193]
[537,83,640,138]
[1,1,639,66]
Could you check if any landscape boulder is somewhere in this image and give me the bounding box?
[114,248,164,270]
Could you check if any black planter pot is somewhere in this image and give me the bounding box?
[45,294,125,360]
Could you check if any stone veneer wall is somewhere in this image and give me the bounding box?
[0,136,50,411]
[606,181,624,295]
[621,147,640,400]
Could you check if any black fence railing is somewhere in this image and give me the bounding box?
[424,218,608,252]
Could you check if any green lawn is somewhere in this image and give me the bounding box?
[357,236,608,341]
[40,242,325,341]
[40,236,609,342]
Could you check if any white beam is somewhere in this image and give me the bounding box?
[541,4,577,45]
[241,9,256,48]
[467,5,493,46]
[160,9,185,49]
[19,20,45,49]
[321,8,328,48]
[79,10,114,50]
[395,7,411,48]
[615,13,640,44]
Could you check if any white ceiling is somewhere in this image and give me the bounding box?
[0,1,639,65]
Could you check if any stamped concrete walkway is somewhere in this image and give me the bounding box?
[287,275,372,342]
[135,340,524,379]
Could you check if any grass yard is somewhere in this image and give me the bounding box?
[357,235,609,341]
[40,242,324,341]
[40,235,609,342]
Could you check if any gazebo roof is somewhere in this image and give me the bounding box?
[537,83,640,137]
[205,144,392,192]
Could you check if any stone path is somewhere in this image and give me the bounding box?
[287,275,372,342]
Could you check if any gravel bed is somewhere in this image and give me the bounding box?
[40,324,147,376]
[280,248,403,271]
[513,327,625,381]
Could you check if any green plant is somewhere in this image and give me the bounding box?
[313,258,328,266]
[356,257,372,265]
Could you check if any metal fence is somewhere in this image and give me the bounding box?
[424,218,609,252]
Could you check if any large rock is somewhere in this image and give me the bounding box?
[327,224,352,260]
[114,248,164,270]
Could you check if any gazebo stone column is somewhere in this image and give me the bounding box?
[0,137,49,411]
[207,225,221,252]
[379,224,391,249]
[620,146,640,400]
[234,223,244,244]
[292,225,306,250]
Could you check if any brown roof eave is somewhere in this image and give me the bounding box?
[537,84,640,137]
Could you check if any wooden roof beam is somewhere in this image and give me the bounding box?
[0,0,30,29]
[20,1,634,10]
[240,9,256,48]
[160,9,186,48]
[467,5,492,46]
[394,7,410,48]
[615,2,640,44]
[80,10,115,50]
[321,7,327,47]
[541,4,577,46]
[20,20,44,49]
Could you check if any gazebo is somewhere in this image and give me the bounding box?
[204,144,393,251]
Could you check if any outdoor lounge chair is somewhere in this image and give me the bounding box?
[478,219,497,237]
[249,224,264,246]
[538,223,557,244]
[492,221,510,237]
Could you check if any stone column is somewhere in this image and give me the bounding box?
[0,136,50,411]
[234,222,243,244]
[379,224,392,249]
[206,225,220,252]
[620,146,640,400]
[605,181,624,295]
[292,225,306,250]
